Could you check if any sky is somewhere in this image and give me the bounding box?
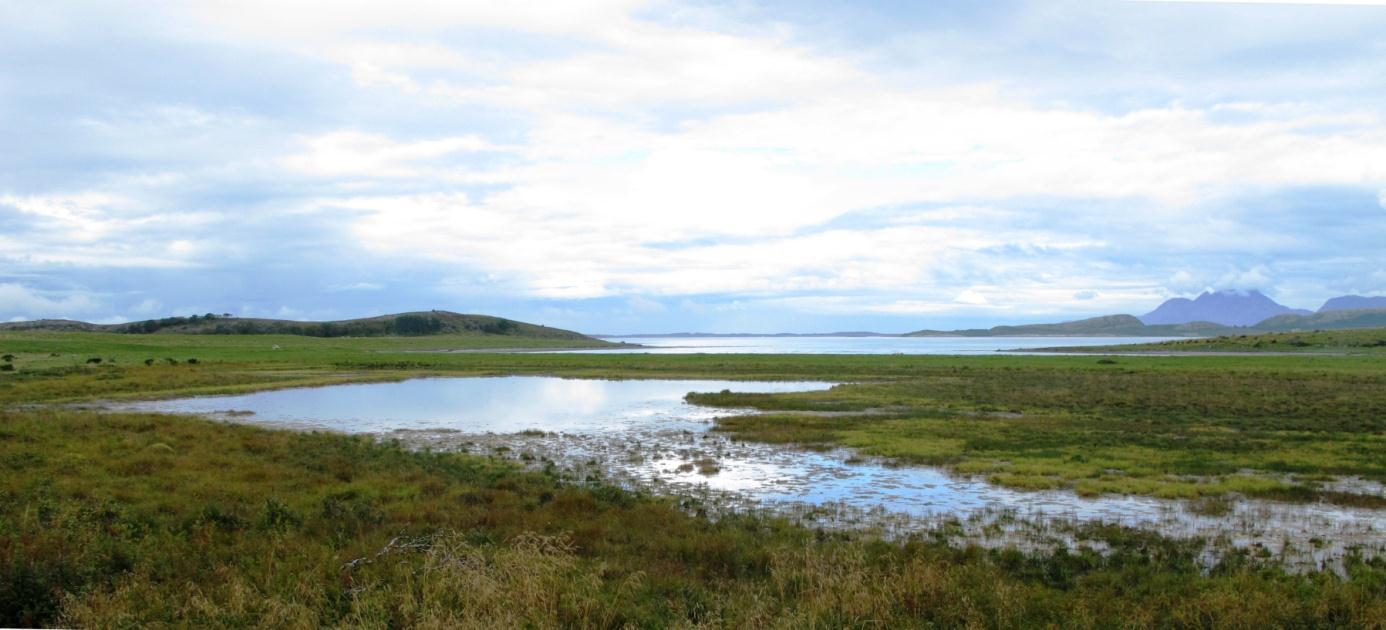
[2,0,1385,334]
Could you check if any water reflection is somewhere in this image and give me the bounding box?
[117,376,1385,569]
[118,376,824,434]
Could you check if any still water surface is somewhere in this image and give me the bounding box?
[119,377,824,434]
[578,336,1183,354]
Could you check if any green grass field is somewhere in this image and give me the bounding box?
[693,362,1386,503]
[2,331,1385,626]
[1041,327,1386,354]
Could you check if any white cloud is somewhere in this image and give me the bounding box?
[1218,265,1274,291]
[5,1,1386,328]
[1378,188,1386,209]
[131,298,164,315]
[291,32,1386,297]
[625,296,666,313]
[860,300,970,315]
[0,283,101,320]
[694,282,1170,319]
[1142,1,1386,5]
[341,191,1033,298]
[328,282,385,292]
[953,289,992,306]
[1,192,130,242]
[325,80,1386,300]
[303,14,1386,302]
[283,131,497,178]
[0,193,220,267]
[181,1,647,43]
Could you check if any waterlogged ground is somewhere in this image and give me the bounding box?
[116,376,1386,571]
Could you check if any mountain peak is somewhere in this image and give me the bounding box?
[1141,289,1308,327]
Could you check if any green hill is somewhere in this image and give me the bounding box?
[0,310,600,341]
[1251,308,1386,332]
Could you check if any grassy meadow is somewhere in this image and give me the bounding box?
[1040,327,1386,354]
[2,330,1386,626]
[693,363,1386,503]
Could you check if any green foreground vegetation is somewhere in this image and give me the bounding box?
[694,361,1386,503]
[3,330,1386,626]
[1051,327,1386,355]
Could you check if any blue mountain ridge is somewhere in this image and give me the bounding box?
[1140,289,1311,327]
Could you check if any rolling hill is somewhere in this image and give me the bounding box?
[1319,295,1386,313]
[0,310,602,342]
[1251,308,1386,332]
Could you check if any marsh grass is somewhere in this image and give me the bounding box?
[3,331,1386,625]
[4,409,1385,628]
[4,332,1385,505]
[695,366,1386,504]
[1063,327,1386,354]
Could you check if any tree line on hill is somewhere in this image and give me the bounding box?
[110,313,518,337]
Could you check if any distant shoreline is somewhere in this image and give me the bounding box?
[596,333,1188,339]
[1016,348,1349,357]
[398,342,647,354]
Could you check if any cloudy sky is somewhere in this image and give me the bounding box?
[2,0,1385,333]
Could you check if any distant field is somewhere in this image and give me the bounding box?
[1032,327,1386,354]
[2,331,1385,626]
[0,330,611,372]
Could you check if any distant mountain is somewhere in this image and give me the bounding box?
[1252,308,1386,332]
[1319,295,1386,313]
[0,310,604,342]
[1140,290,1309,327]
[903,307,1386,339]
[908,314,1225,338]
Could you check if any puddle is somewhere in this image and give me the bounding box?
[114,376,1386,571]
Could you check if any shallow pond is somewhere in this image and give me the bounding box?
[116,376,1385,570]
[115,377,825,434]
